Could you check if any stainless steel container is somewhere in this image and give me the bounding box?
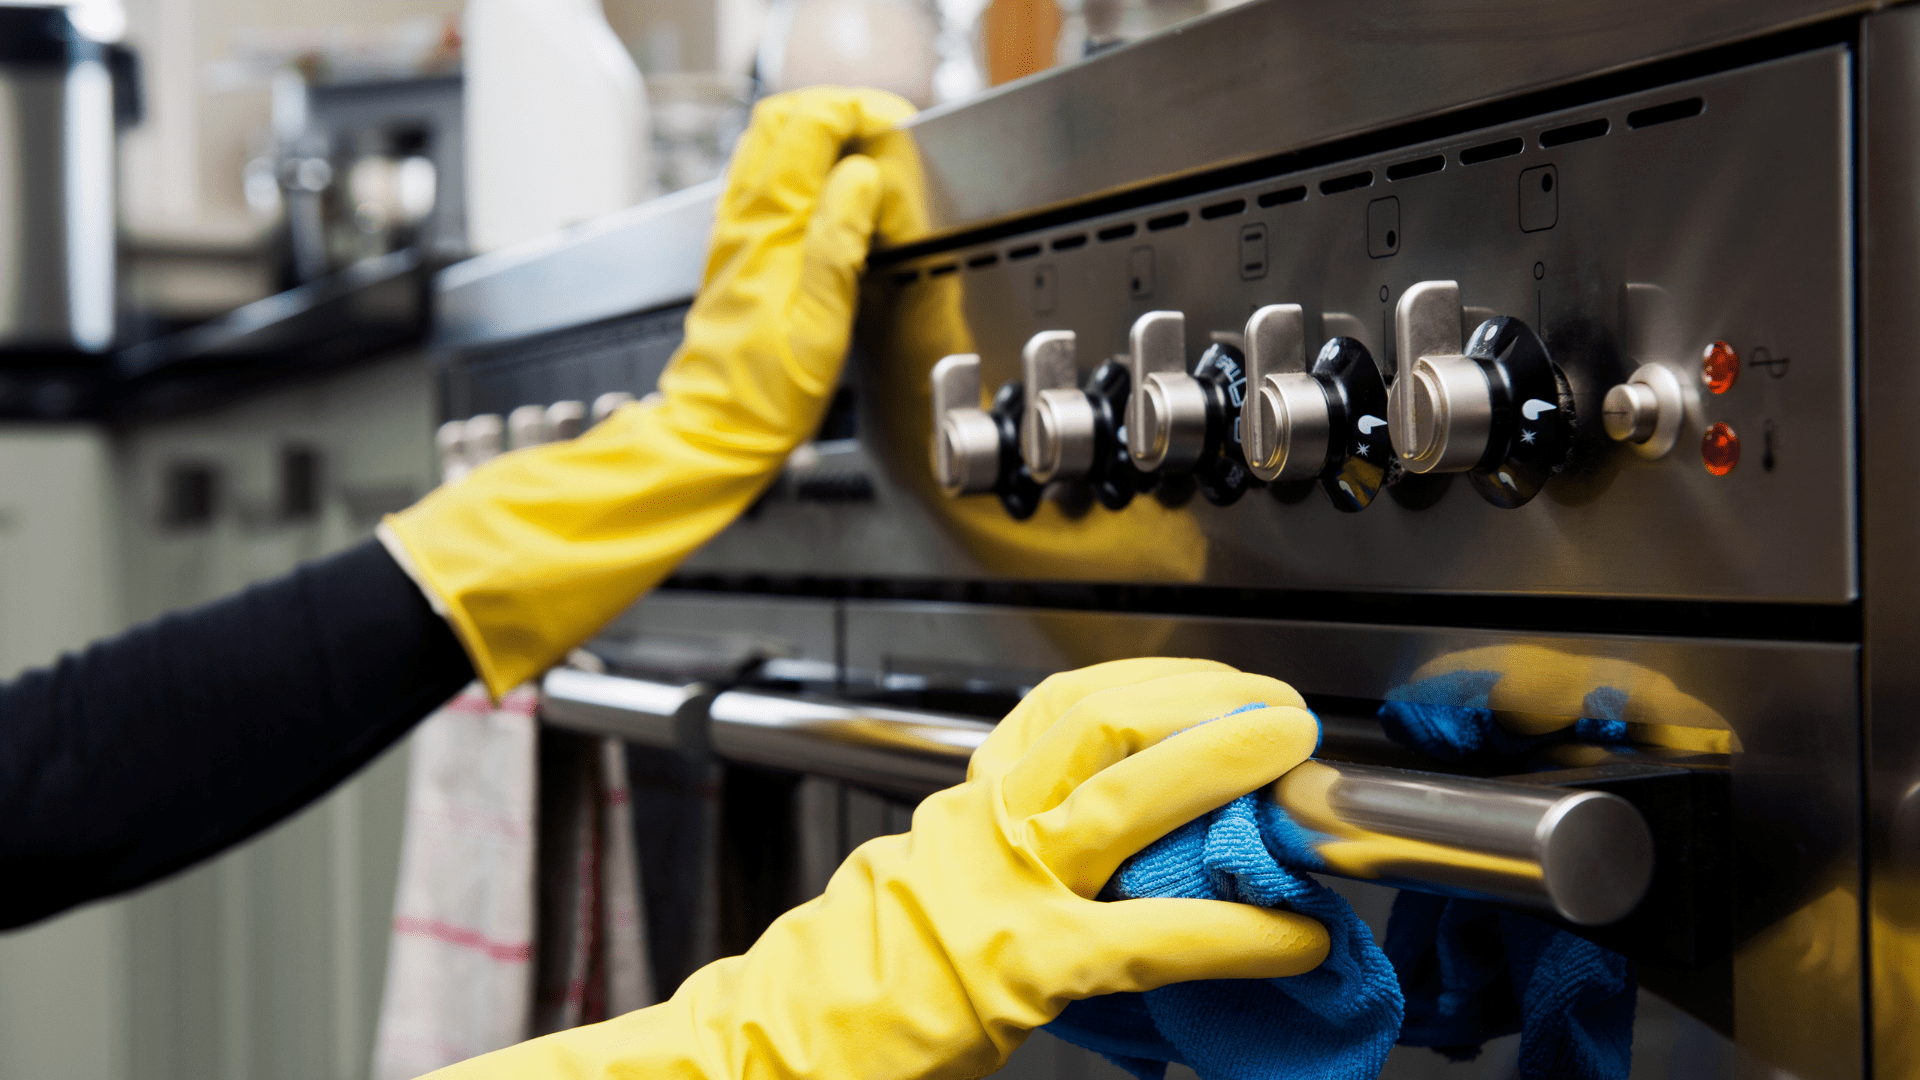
[0,5,115,354]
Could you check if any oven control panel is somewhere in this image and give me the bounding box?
[789,45,1852,603]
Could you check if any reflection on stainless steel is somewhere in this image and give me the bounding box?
[893,0,1858,240]
[707,689,987,796]
[1284,761,1653,926]
[838,600,1850,738]
[432,179,718,350]
[538,666,709,748]
[1864,9,1920,1080]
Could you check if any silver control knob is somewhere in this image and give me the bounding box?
[508,404,550,449]
[930,353,1002,495]
[435,420,469,484]
[1242,303,1332,483]
[463,414,504,464]
[1254,374,1335,482]
[1602,363,1686,459]
[1126,310,1208,473]
[1602,383,1658,442]
[1387,280,1495,474]
[546,400,587,440]
[1021,330,1096,484]
[591,391,636,424]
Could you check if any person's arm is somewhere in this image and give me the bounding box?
[0,538,472,929]
[0,86,916,927]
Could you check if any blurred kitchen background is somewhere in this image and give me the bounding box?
[0,0,1248,1076]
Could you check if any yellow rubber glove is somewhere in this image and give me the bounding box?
[1401,643,1736,752]
[426,658,1329,1080]
[382,86,917,697]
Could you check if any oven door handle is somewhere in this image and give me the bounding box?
[537,672,1654,926]
[538,666,714,749]
[707,688,992,796]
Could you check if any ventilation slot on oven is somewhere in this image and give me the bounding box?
[1628,97,1705,129]
[1540,117,1610,147]
[1386,155,1444,181]
[1008,244,1042,261]
[966,253,999,269]
[1201,198,1246,220]
[1459,137,1524,165]
[1097,222,1137,241]
[1147,211,1190,231]
[927,262,958,277]
[1050,234,1087,251]
[1319,170,1374,195]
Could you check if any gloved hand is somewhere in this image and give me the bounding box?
[381,86,917,697]
[426,658,1329,1080]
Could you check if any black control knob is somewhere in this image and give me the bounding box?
[1082,359,1143,510]
[1189,341,1255,506]
[1309,337,1391,512]
[1458,315,1575,508]
[987,382,1045,519]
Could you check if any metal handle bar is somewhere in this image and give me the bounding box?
[538,671,1654,925]
[539,666,710,748]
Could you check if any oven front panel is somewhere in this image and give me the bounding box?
[589,589,1863,1074]
[683,47,1854,604]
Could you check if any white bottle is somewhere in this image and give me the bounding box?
[464,0,653,253]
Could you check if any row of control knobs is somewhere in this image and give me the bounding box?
[437,391,637,482]
[931,279,1688,516]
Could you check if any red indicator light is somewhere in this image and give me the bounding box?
[1702,341,1739,394]
[1702,423,1740,475]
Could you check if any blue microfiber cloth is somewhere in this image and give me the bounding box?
[1043,687,1639,1080]
[1044,793,1404,1080]
[1385,891,1635,1077]
[1377,671,1637,1080]
[1044,705,1403,1080]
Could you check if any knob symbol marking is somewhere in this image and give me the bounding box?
[1357,415,1387,434]
[1521,398,1557,421]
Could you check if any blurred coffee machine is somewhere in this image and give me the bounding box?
[252,69,466,287]
[0,4,138,358]
[0,4,139,418]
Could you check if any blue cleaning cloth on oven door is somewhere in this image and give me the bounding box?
[1377,669,1630,764]
[1384,890,1635,1079]
[1376,671,1636,1080]
[1042,783,1404,1080]
[1042,686,1639,1080]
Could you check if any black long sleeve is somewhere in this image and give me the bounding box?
[0,537,475,929]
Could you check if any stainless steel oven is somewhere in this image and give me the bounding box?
[433,3,1920,1075]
